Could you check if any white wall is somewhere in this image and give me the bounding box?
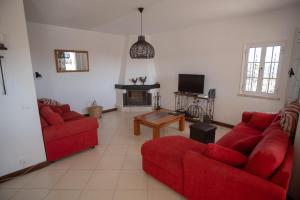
[0,0,46,176]
[27,23,125,113]
[151,7,300,125]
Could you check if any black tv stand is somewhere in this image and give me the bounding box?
[174,91,215,122]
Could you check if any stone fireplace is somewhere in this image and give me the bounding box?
[115,84,160,111]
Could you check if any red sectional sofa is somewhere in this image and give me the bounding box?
[38,101,99,161]
[141,112,293,200]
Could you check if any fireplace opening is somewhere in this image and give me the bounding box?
[123,90,152,106]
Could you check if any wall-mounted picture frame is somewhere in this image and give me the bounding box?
[54,49,89,72]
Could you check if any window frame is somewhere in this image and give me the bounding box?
[239,41,285,100]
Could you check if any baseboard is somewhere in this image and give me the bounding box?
[0,161,50,184]
[211,120,234,128]
[84,108,118,116]
[102,108,117,113]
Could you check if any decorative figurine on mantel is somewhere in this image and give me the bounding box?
[130,78,138,85]
[139,76,147,85]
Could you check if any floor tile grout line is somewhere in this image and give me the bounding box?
[7,188,21,200]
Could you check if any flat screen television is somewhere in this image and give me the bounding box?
[178,74,205,94]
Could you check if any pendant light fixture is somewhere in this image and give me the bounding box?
[129,7,155,59]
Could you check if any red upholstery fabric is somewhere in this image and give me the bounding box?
[62,111,84,121]
[59,104,71,113]
[141,111,293,200]
[40,116,48,128]
[141,136,206,194]
[204,144,247,167]
[50,106,63,115]
[271,146,294,189]
[143,157,183,194]
[230,135,263,156]
[42,117,98,143]
[217,122,262,148]
[263,121,283,136]
[242,112,253,123]
[272,113,282,123]
[245,130,289,179]
[183,151,286,200]
[44,129,98,161]
[248,112,276,131]
[37,101,46,109]
[38,101,99,161]
[40,106,64,125]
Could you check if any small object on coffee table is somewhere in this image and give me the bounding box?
[189,122,217,144]
[134,109,185,139]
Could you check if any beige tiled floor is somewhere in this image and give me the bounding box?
[0,111,230,200]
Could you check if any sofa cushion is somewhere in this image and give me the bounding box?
[40,106,64,125]
[62,111,84,121]
[230,135,263,156]
[59,104,71,113]
[242,112,253,123]
[245,130,288,179]
[50,106,63,115]
[271,146,294,189]
[263,121,282,136]
[217,122,262,148]
[142,136,206,178]
[248,112,276,131]
[37,101,46,110]
[40,116,48,128]
[204,144,248,167]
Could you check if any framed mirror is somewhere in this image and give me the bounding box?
[54,49,89,72]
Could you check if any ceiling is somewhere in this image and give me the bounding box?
[24,0,300,35]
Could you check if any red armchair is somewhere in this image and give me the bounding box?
[38,101,99,161]
[141,112,294,200]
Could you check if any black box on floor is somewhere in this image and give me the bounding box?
[189,122,217,144]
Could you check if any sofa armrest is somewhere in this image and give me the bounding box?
[59,104,71,113]
[242,112,253,123]
[42,117,98,143]
[183,151,285,200]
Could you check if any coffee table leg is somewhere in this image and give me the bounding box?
[179,116,185,131]
[134,119,140,136]
[153,128,160,139]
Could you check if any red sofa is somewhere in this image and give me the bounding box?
[141,112,293,200]
[38,101,99,161]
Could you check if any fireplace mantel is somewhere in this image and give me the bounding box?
[115,83,160,90]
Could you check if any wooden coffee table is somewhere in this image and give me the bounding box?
[134,109,185,139]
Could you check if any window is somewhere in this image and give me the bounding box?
[240,43,284,98]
